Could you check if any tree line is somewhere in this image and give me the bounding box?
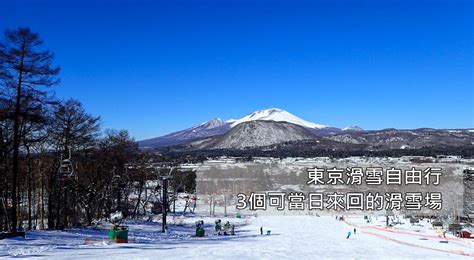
[0,27,188,233]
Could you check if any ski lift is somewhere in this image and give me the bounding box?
[111,167,124,188]
[112,175,121,182]
[112,175,122,189]
[59,148,75,181]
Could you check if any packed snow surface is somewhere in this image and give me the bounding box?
[1,215,472,259]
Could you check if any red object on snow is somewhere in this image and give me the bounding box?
[460,230,473,239]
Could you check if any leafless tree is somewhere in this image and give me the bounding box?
[0,27,59,232]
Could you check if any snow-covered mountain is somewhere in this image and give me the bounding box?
[342,126,364,132]
[185,120,318,150]
[138,118,231,148]
[138,108,329,148]
[138,108,474,152]
[327,128,474,150]
[231,108,327,129]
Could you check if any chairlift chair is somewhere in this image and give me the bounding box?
[112,174,122,188]
[59,148,76,181]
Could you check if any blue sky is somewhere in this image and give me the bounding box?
[1,0,472,139]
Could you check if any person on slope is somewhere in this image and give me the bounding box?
[195,220,205,237]
[346,231,352,239]
[215,219,222,235]
[223,221,231,235]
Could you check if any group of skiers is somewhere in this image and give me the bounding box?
[195,219,237,237]
[214,219,235,236]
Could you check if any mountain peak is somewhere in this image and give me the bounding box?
[342,126,364,132]
[201,120,318,150]
[138,108,328,148]
[198,118,226,129]
[249,108,283,117]
[231,108,327,129]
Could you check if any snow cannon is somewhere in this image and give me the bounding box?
[110,212,123,224]
[108,211,129,243]
[108,226,129,243]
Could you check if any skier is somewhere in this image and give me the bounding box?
[195,220,205,237]
[223,221,231,235]
[215,219,222,235]
[354,228,357,235]
[346,231,352,239]
[231,225,236,236]
[260,226,263,235]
